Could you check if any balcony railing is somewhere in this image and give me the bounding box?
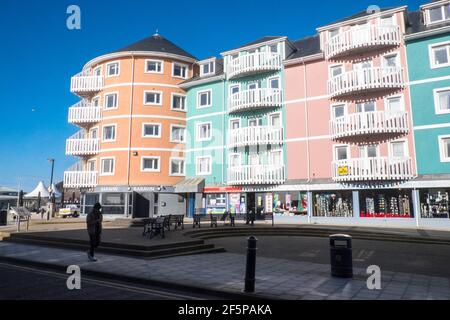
[227,52,282,79]
[70,71,104,97]
[328,67,404,99]
[64,171,98,189]
[68,100,102,125]
[330,111,408,141]
[228,88,283,113]
[66,131,99,156]
[228,165,285,185]
[228,126,284,148]
[332,156,413,182]
[325,25,401,60]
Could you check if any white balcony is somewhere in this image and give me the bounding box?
[328,67,404,99]
[66,131,99,156]
[64,171,98,189]
[70,71,104,97]
[325,25,401,60]
[330,111,409,142]
[228,165,285,185]
[228,126,284,148]
[332,157,414,182]
[228,88,283,113]
[227,52,282,79]
[68,100,102,125]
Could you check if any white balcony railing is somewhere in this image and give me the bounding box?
[228,126,284,148]
[64,171,98,189]
[228,165,285,185]
[227,52,282,79]
[332,157,413,182]
[229,88,283,113]
[68,100,102,125]
[330,111,409,141]
[328,67,404,99]
[70,71,104,96]
[325,25,401,59]
[66,131,99,156]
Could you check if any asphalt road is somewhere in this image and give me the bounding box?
[208,236,450,278]
[0,262,223,300]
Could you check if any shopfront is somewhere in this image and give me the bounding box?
[359,189,413,218]
[419,189,450,219]
[312,191,353,217]
[254,192,308,216]
[203,187,246,215]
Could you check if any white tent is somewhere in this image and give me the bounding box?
[24,181,50,199]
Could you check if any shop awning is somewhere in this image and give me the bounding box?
[174,178,205,193]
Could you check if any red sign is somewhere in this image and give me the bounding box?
[204,186,243,193]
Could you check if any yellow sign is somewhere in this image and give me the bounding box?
[338,166,349,176]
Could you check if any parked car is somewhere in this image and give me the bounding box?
[58,204,80,218]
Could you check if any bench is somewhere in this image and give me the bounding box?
[167,214,185,231]
[193,214,218,228]
[142,216,168,239]
[230,212,274,227]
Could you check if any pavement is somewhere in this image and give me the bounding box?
[1,242,450,300]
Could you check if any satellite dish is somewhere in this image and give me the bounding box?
[367,5,381,14]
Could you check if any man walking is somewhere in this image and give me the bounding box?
[86,202,103,262]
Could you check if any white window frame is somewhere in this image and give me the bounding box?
[93,66,102,76]
[434,86,450,115]
[171,93,187,112]
[426,4,450,26]
[145,59,164,74]
[197,89,212,109]
[170,124,186,143]
[200,61,215,77]
[439,134,450,162]
[196,122,212,141]
[429,41,450,69]
[268,149,283,166]
[196,156,212,175]
[92,96,101,107]
[269,43,279,53]
[106,61,120,77]
[378,14,397,26]
[142,123,162,138]
[87,159,97,171]
[228,153,242,167]
[89,126,99,139]
[172,62,189,79]
[382,52,400,68]
[330,103,348,120]
[102,124,117,142]
[268,111,282,127]
[389,139,409,159]
[141,156,161,173]
[328,28,341,41]
[333,144,350,162]
[358,144,380,158]
[329,63,344,78]
[229,118,241,130]
[356,100,377,113]
[268,76,281,89]
[143,90,163,106]
[229,84,240,96]
[103,92,119,110]
[384,94,405,112]
[100,157,115,176]
[169,157,186,176]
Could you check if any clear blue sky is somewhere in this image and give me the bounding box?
[0,0,423,191]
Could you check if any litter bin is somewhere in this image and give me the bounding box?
[0,210,7,226]
[329,234,353,278]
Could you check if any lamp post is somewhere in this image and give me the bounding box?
[47,158,55,220]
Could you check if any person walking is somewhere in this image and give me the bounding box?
[86,202,103,262]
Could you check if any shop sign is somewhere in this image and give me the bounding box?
[204,186,242,193]
[338,166,349,176]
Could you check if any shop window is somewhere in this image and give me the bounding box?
[420,189,450,218]
[313,192,353,217]
[360,189,413,218]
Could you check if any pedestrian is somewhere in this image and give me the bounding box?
[86,202,103,262]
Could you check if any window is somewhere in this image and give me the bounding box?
[332,104,346,119]
[87,160,96,171]
[106,62,119,77]
[197,122,212,141]
[104,93,118,109]
[196,157,212,175]
[90,128,98,139]
[430,43,450,68]
[230,85,240,96]
[380,15,394,26]
[92,97,100,107]
[359,145,378,158]
[329,28,340,39]
[144,91,162,105]
[230,119,240,130]
[383,54,398,68]
[171,125,186,143]
[386,96,403,112]
[269,77,280,89]
[142,157,160,172]
[197,90,212,108]
[173,63,188,79]
[248,118,263,127]
[248,81,260,90]
[101,158,115,175]
[330,65,343,78]
[229,154,241,167]
[356,101,375,113]
[93,67,102,76]
[172,94,186,111]
[428,4,450,24]
[269,113,281,127]
[390,141,407,158]
[335,146,348,161]
[170,158,185,176]
[145,60,163,73]
[269,150,282,165]
[200,61,215,76]
[142,123,161,138]
[435,88,450,114]
[103,125,116,142]
[439,136,450,162]
[269,44,278,53]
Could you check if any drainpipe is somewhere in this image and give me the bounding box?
[302,59,312,224]
[126,55,136,192]
[222,78,226,185]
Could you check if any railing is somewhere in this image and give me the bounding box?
[64,171,98,189]
[228,88,283,113]
[68,100,102,125]
[228,165,285,185]
[228,126,284,148]
[227,52,282,79]
[328,67,404,98]
[332,157,413,182]
[70,71,104,95]
[66,131,99,156]
[330,111,408,140]
[325,25,401,59]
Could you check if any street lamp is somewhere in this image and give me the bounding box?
[47,158,55,220]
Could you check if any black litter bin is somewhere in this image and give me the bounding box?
[329,234,353,278]
[0,210,7,226]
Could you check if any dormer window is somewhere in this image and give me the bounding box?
[427,4,450,24]
[329,28,340,40]
[380,15,394,26]
[269,44,278,53]
[200,61,215,77]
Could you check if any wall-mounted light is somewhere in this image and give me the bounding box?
[133,151,138,156]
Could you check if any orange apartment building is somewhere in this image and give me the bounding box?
[64,34,198,216]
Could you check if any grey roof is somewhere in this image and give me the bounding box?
[111,34,197,60]
[320,7,400,28]
[181,58,224,86]
[286,35,322,60]
[226,36,285,52]
[406,9,450,36]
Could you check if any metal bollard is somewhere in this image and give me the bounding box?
[244,236,258,293]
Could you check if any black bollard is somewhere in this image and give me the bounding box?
[244,236,258,293]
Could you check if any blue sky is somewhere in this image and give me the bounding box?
[0,0,423,191]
